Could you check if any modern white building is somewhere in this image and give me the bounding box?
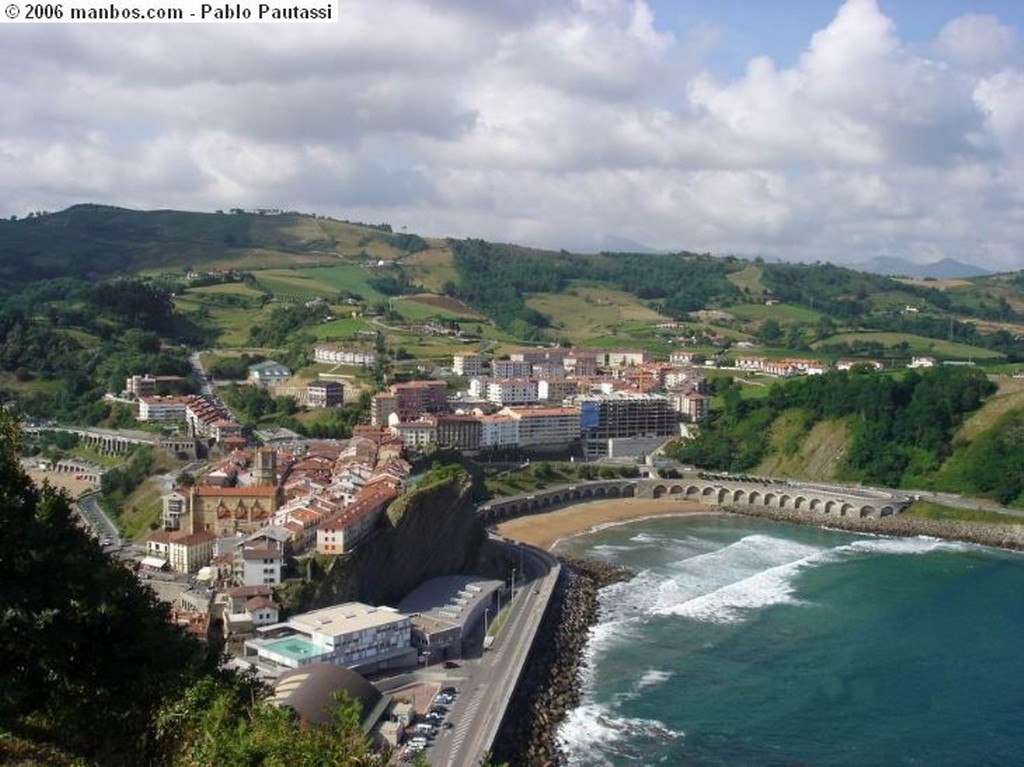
[486,378,539,406]
[452,353,483,377]
[313,346,378,367]
[244,602,414,674]
[138,396,189,423]
[504,406,581,448]
[479,414,519,448]
[491,360,533,378]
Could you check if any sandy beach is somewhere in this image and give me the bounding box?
[496,497,718,550]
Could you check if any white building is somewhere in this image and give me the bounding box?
[146,530,216,574]
[491,360,533,378]
[138,396,188,423]
[504,406,581,448]
[314,346,378,367]
[479,414,519,448]
[452,353,483,377]
[248,360,293,387]
[486,378,539,406]
[244,602,414,673]
[239,541,284,586]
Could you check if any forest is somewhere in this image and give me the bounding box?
[668,367,998,492]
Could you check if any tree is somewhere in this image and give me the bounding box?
[0,412,212,764]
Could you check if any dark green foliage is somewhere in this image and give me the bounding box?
[206,353,265,380]
[0,413,213,764]
[939,410,1024,505]
[450,239,571,337]
[248,304,321,348]
[449,241,741,335]
[100,446,156,505]
[219,383,297,427]
[668,367,995,487]
[155,676,382,767]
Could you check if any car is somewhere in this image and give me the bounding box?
[440,686,458,696]
[443,660,460,669]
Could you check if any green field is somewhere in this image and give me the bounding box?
[813,331,1004,360]
[723,302,823,325]
[525,283,667,341]
[249,263,394,303]
[310,316,377,339]
[390,297,480,322]
[726,264,767,295]
[186,282,266,298]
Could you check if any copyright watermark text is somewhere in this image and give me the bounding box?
[3,0,337,22]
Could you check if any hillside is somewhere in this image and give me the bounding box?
[3,205,1024,364]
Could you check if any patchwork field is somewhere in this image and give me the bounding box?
[813,331,1004,360]
[525,284,668,341]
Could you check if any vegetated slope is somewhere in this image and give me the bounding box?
[0,205,428,291]
[668,367,996,489]
[754,411,850,481]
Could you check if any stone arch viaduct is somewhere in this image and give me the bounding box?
[478,477,911,524]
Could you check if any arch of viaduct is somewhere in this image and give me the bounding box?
[478,478,910,523]
[24,426,197,459]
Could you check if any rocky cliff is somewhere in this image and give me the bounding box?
[282,468,486,612]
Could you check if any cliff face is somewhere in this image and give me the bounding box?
[286,469,486,611]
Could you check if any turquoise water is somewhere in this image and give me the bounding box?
[264,636,318,660]
[555,514,1024,766]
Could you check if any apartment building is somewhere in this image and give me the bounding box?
[313,346,378,367]
[306,379,344,408]
[491,359,533,378]
[138,396,189,423]
[504,406,581,449]
[479,414,519,449]
[486,378,539,406]
[452,353,484,377]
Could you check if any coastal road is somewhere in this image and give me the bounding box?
[75,492,121,547]
[429,541,560,767]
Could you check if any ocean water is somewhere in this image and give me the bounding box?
[554,514,1024,767]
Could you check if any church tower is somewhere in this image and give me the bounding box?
[254,448,277,488]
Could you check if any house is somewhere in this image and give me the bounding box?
[248,360,292,387]
[146,529,216,574]
[306,379,344,408]
[909,356,936,369]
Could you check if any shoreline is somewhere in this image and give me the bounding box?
[495,497,1024,554]
[492,497,1024,766]
[495,497,719,551]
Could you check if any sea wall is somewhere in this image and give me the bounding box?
[727,505,1024,552]
[491,556,633,767]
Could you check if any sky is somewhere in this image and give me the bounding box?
[2,0,1024,269]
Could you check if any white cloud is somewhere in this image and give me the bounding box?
[1,0,1023,269]
[936,13,1018,71]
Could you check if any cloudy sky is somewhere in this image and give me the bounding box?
[3,0,1024,268]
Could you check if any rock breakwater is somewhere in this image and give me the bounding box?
[728,505,1024,551]
[491,556,633,767]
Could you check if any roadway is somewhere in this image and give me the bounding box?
[427,541,560,767]
[74,492,122,549]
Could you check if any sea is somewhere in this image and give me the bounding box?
[553,513,1024,767]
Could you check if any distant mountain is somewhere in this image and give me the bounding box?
[855,256,991,280]
[596,235,663,254]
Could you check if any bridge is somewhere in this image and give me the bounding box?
[477,476,912,523]
[23,425,197,459]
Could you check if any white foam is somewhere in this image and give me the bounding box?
[837,535,972,557]
[636,668,674,690]
[558,702,684,766]
[656,556,809,623]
